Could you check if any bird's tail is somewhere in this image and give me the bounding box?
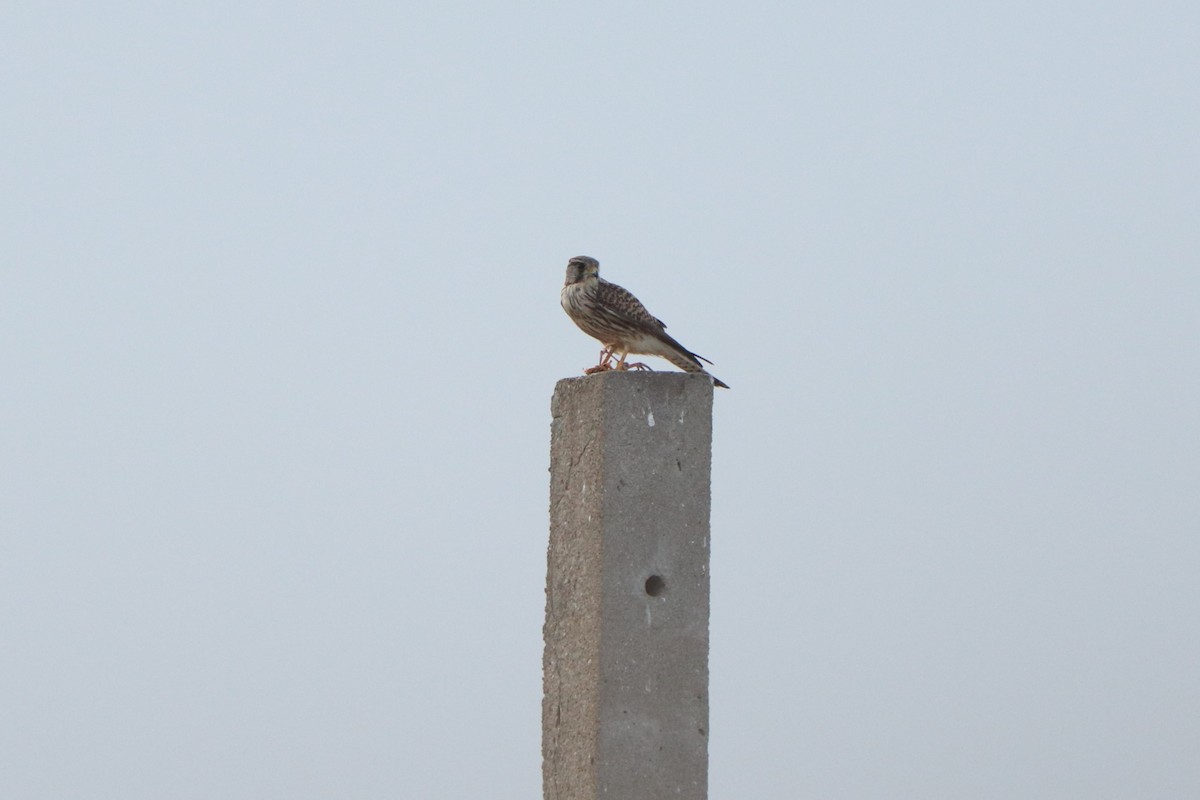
[662,350,730,389]
[651,330,730,389]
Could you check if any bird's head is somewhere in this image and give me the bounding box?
[564,255,600,286]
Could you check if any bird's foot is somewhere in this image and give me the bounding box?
[616,361,653,372]
[584,347,617,375]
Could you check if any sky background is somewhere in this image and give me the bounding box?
[3,1,1198,797]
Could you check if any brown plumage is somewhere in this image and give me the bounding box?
[560,255,729,388]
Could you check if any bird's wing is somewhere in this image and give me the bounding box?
[596,279,669,331]
[655,329,715,365]
[598,278,714,365]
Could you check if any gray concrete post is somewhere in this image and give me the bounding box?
[544,371,713,800]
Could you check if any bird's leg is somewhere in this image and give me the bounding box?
[584,346,615,375]
[613,352,653,372]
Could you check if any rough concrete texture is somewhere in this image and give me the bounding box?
[545,371,712,800]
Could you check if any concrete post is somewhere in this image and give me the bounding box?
[544,371,713,800]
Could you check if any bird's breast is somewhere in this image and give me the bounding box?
[560,282,592,318]
[561,282,625,344]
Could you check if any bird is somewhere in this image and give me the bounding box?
[560,255,729,388]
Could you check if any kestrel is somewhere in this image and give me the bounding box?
[561,255,729,389]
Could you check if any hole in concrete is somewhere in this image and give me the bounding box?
[645,575,666,597]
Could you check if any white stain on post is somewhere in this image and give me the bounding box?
[647,410,655,427]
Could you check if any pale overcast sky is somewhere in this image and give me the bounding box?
[3,2,1198,798]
